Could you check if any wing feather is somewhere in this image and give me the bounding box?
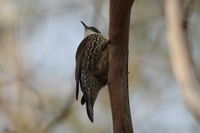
[75,36,91,100]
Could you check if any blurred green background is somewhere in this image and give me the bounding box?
[0,0,200,133]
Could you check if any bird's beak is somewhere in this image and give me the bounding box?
[81,21,89,29]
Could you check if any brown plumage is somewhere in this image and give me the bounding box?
[75,22,109,122]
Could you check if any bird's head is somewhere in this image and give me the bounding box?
[81,21,101,37]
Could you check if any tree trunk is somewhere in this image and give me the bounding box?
[108,0,134,133]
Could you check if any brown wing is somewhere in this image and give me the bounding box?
[75,36,91,100]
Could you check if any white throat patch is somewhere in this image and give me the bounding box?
[84,29,97,37]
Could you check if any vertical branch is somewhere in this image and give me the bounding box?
[165,0,200,122]
[109,0,134,133]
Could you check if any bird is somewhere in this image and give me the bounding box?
[75,21,109,122]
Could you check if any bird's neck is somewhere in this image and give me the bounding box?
[84,29,97,37]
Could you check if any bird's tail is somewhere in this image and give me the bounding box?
[81,93,96,123]
[86,98,95,122]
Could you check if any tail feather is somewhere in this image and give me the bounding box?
[86,100,94,123]
[82,86,100,122]
[81,94,94,122]
[81,95,86,105]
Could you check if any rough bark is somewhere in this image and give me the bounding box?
[165,0,200,123]
[108,0,134,132]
